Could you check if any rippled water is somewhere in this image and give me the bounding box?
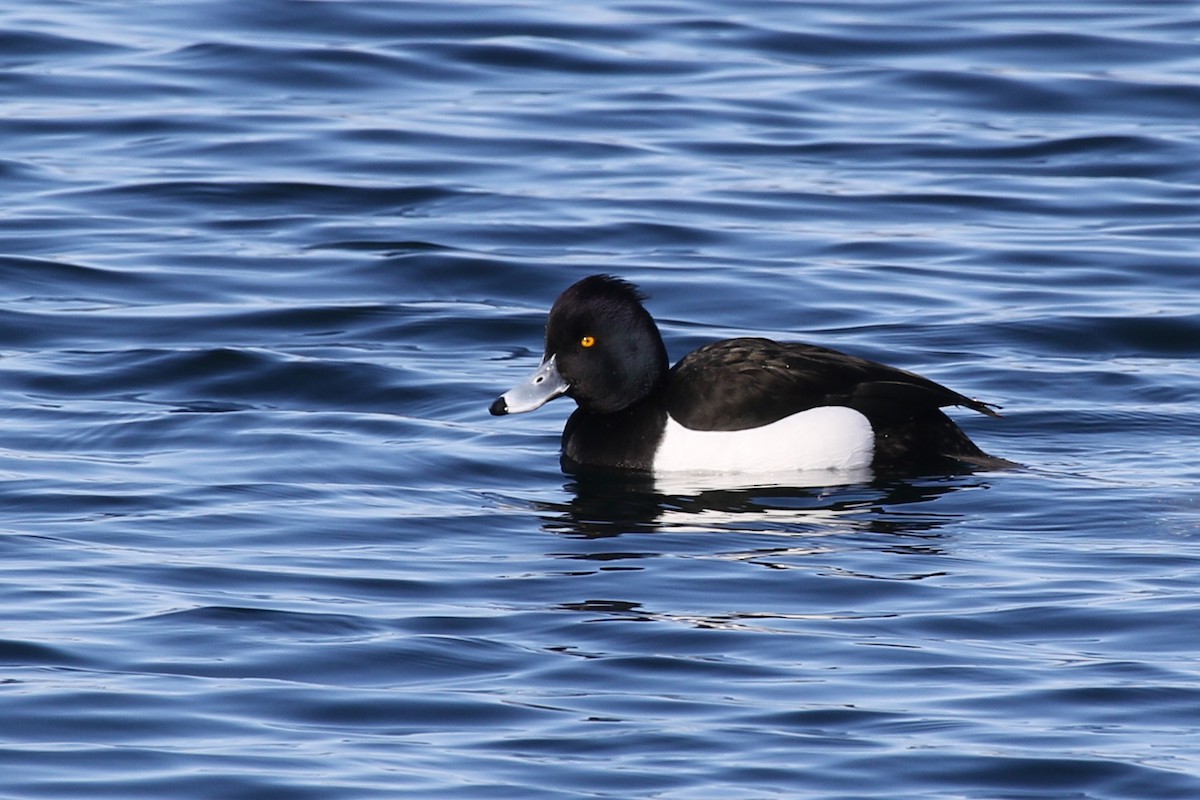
[3,1,1200,797]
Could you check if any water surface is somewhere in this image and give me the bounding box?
[2,1,1199,797]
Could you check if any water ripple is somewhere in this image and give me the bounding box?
[2,1,1200,798]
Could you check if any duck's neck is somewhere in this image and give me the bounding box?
[561,392,668,472]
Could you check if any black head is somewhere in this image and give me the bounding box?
[544,275,670,414]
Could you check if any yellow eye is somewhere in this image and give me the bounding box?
[580,335,596,348]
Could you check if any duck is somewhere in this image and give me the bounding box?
[490,274,1007,476]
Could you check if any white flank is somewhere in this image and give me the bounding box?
[652,405,874,474]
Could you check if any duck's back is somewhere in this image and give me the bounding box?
[664,337,1002,470]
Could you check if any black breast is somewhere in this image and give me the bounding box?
[560,397,668,472]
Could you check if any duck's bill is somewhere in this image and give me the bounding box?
[489,355,570,416]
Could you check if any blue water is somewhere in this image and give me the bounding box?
[3,1,1200,797]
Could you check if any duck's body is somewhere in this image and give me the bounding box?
[490,275,1006,476]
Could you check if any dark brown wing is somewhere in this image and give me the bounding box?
[665,337,999,432]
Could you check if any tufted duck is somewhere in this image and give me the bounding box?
[490,275,1007,476]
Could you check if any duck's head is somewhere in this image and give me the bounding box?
[490,274,669,416]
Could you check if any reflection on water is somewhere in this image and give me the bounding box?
[533,473,985,634]
[555,598,896,631]
[539,469,991,543]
